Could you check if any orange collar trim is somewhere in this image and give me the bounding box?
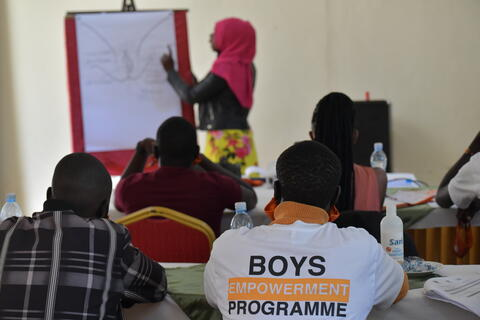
[271,201,330,225]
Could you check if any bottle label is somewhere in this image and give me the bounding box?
[381,232,404,262]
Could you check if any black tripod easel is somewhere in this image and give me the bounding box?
[122,0,136,11]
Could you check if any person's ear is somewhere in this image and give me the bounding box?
[309,130,314,140]
[46,187,53,200]
[352,129,359,145]
[273,180,282,202]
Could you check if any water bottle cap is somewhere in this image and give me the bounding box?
[386,203,397,216]
[235,202,247,212]
[374,142,383,152]
[6,193,16,203]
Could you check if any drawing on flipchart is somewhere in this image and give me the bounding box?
[76,13,176,99]
[74,11,183,152]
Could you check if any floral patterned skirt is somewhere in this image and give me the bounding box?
[204,129,258,174]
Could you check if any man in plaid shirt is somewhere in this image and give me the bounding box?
[0,153,167,319]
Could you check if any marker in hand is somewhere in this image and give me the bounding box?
[161,45,174,71]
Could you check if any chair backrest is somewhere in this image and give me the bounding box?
[115,207,216,263]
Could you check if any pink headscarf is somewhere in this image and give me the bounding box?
[211,18,256,109]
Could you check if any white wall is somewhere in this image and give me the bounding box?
[1,0,479,214]
[327,0,480,180]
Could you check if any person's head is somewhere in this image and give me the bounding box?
[275,141,342,210]
[155,117,199,167]
[50,153,112,218]
[210,17,256,60]
[310,92,356,211]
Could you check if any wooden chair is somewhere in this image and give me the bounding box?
[116,207,215,263]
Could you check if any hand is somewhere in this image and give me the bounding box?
[160,46,174,71]
[468,131,480,154]
[136,138,155,156]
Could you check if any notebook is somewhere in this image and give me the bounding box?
[424,276,480,316]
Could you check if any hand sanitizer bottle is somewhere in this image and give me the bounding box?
[381,203,404,263]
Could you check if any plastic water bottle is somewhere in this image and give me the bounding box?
[0,193,23,222]
[230,202,253,229]
[370,142,387,170]
[381,203,404,263]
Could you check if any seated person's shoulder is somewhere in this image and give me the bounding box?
[211,227,245,249]
[209,227,258,260]
[118,171,153,188]
[198,170,236,184]
[471,152,480,162]
[453,153,480,178]
[372,167,387,182]
[448,152,480,208]
[115,172,154,209]
[108,219,129,234]
[196,170,242,197]
[463,153,480,175]
[336,224,376,241]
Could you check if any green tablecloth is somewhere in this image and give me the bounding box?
[166,265,221,320]
[166,265,438,320]
[388,188,436,229]
[397,204,435,229]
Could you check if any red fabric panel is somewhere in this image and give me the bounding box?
[89,150,158,176]
[174,10,195,127]
[90,150,135,176]
[65,16,85,153]
[127,219,211,263]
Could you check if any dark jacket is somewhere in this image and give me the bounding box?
[167,70,252,130]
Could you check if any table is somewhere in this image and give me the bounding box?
[123,295,190,320]
[125,263,480,320]
[122,263,201,319]
[110,184,480,264]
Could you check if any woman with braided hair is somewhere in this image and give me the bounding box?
[310,92,387,211]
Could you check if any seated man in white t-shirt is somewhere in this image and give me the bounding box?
[437,130,480,210]
[444,153,480,209]
[204,141,408,320]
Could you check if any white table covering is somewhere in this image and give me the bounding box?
[123,294,190,320]
[436,264,480,277]
[367,288,478,320]
[124,263,479,320]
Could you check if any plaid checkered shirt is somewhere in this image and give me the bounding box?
[0,200,167,319]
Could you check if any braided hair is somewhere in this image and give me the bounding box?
[311,92,355,211]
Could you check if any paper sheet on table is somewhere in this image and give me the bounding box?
[387,173,419,188]
[424,276,480,316]
[435,265,480,277]
[384,189,436,208]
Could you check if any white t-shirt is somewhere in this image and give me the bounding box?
[448,153,480,209]
[204,221,404,320]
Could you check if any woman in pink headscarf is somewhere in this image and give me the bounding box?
[161,17,258,174]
